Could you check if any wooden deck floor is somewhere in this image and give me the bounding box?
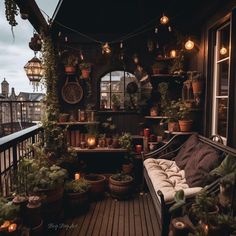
[58,193,161,236]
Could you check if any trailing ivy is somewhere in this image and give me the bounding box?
[5,0,18,38]
[41,32,68,158]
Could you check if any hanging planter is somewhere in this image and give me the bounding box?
[79,63,91,79]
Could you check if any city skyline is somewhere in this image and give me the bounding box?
[0,0,59,94]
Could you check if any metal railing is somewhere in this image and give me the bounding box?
[0,100,44,137]
[0,125,43,196]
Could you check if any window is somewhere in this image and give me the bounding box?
[100,71,140,110]
[211,22,230,141]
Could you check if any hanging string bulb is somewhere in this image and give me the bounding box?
[155,27,158,34]
[170,50,177,58]
[156,40,159,49]
[160,14,169,25]
[119,51,125,60]
[120,41,123,49]
[80,51,84,61]
[133,54,139,64]
[185,39,195,50]
[65,36,68,42]
[102,42,111,54]
[168,26,172,32]
[147,40,154,52]
[58,31,61,37]
[219,46,227,55]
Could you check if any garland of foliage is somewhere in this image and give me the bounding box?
[5,0,18,38]
[41,32,68,158]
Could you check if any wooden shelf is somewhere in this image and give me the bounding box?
[58,121,99,125]
[151,74,173,77]
[145,116,169,119]
[69,147,127,153]
[164,130,197,135]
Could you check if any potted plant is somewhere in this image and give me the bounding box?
[158,82,169,115]
[176,99,193,132]
[169,50,185,75]
[64,178,90,214]
[164,100,180,132]
[63,54,78,74]
[109,173,134,199]
[58,113,69,122]
[187,71,203,94]
[79,62,91,79]
[119,133,134,174]
[84,174,106,200]
[111,94,121,111]
[151,61,168,75]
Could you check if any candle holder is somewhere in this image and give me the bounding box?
[87,136,96,149]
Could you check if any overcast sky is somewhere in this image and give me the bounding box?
[0,0,59,95]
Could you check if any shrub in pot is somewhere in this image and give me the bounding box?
[64,178,90,215]
[111,94,121,111]
[187,71,203,94]
[79,62,91,79]
[109,173,134,199]
[164,100,180,132]
[62,54,78,74]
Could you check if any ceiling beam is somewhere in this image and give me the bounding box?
[14,0,49,34]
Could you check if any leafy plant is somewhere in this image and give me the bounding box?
[100,117,116,135]
[119,133,133,152]
[164,100,179,122]
[79,62,91,71]
[62,54,78,66]
[169,189,186,214]
[176,99,191,120]
[111,94,121,108]
[158,82,169,114]
[111,173,133,181]
[0,197,19,225]
[65,179,90,193]
[187,71,202,81]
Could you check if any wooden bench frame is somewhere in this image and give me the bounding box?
[141,134,236,236]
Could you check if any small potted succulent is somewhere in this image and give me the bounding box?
[79,62,91,79]
[109,173,134,199]
[64,178,90,214]
[63,54,78,74]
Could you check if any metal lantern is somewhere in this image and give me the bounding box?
[24,55,44,91]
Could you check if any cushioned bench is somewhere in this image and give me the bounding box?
[142,134,236,236]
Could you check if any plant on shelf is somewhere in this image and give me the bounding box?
[164,100,180,132]
[79,62,91,79]
[151,61,168,75]
[187,71,203,94]
[111,94,121,111]
[169,51,185,75]
[158,82,169,115]
[62,54,78,74]
[176,99,193,132]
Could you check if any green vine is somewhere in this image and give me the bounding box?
[5,0,18,38]
[41,32,67,157]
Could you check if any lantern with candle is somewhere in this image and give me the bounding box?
[87,136,96,149]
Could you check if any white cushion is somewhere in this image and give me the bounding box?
[144,158,202,203]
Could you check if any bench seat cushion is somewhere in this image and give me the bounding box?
[144,158,202,203]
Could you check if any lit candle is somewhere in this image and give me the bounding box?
[170,50,177,58]
[87,137,96,149]
[75,173,80,180]
[8,223,17,232]
[0,221,10,230]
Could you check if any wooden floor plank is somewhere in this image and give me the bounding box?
[139,194,148,236]
[142,194,154,236]
[106,199,116,236]
[112,200,120,236]
[134,196,142,236]
[118,200,125,236]
[57,193,161,236]
[99,197,112,236]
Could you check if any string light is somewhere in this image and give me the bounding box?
[185,39,195,50]
[160,14,169,25]
[170,50,177,58]
[168,26,172,32]
[65,36,68,42]
[220,46,227,55]
[155,27,158,34]
[133,54,139,64]
[80,51,84,61]
[120,42,123,49]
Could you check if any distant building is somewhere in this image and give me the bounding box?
[0,78,45,136]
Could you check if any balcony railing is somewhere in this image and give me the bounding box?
[0,125,43,196]
[0,100,44,137]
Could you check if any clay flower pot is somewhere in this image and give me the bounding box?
[178,120,193,132]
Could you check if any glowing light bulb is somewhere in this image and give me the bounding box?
[160,15,169,25]
[170,50,177,58]
[220,46,227,55]
[185,39,194,50]
[102,42,111,54]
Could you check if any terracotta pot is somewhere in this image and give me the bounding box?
[109,175,134,199]
[81,69,90,79]
[178,120,193,132]
[65,190,89,214]
[64,66,76,74]
[168,122,180,132]
[192,81,203,94]
[122,163,134,174]
[84,174,106,200]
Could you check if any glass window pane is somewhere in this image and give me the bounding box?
[100,92,110,109]
[101,74,110,82]
[100,82,110,92]
[216,98,228,137]
[111,81,121,92]
[217,60,229,96]
[218,24,230,60]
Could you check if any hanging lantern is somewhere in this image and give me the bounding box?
[24,55,44,91]
[160,14,169,25]
[133,54,139,64]
[102,42,111,54]
[185,39,195,50]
